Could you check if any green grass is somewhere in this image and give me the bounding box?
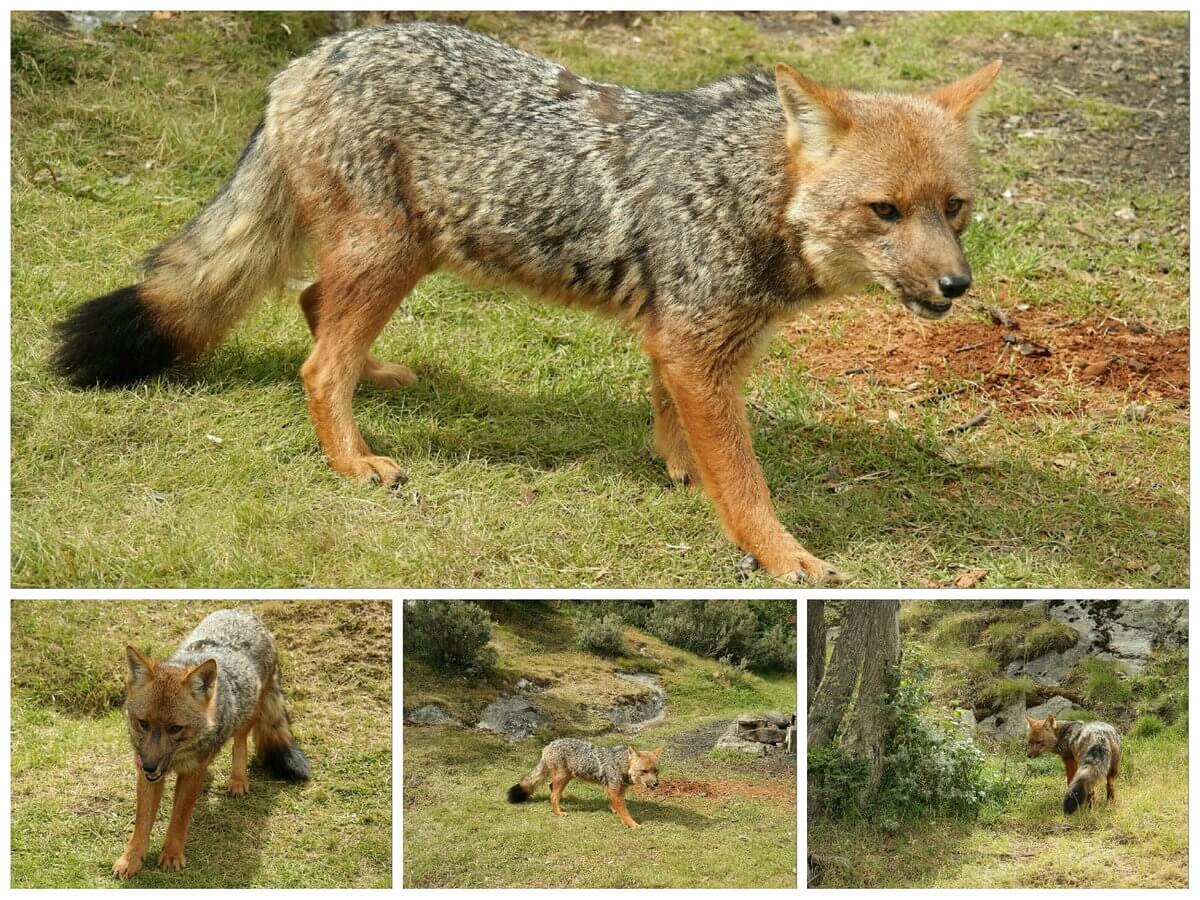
[10,600,392,888]
[810,731,1187,887]
[810,600,1188,887]
[403,603,796,887]
[11,11,1187,586]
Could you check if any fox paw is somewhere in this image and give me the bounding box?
[228,775,249,796]
[333,455,408,490]
[158,848,187,872]
[112,853,143,879]
[362,359,417,390]
[735,553,849,585]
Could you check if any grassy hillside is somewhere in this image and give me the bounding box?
[403,602,797,887]
[11,10,1187,587]
[808,601,1187,888]
[10,600,392,888]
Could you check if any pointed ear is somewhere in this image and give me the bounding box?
[651,746,664,760]
[775,63,852,159]
[1024,714,1035,726]
[126,645,155,686]
[928,60,1002,126]
[1044,714,1056,729]
[184,658,218,702]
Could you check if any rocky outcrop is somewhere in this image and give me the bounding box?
[1006,599,1187,684]
[477,695,545,741]
[405,704,459,726]
[610,671,666,733]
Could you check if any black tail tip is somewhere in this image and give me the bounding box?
[51,284,181,387]
[262,743,311,782]
[1064,782,1085,815]
[507,783,529,804]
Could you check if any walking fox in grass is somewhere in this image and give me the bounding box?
[1025,714,1121,815]
[54,22,1001,583]
[508,738,662,829]
[113,610,310,879]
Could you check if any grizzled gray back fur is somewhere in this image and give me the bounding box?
[167,609,276,766]
[254,23,807,343]
[541,738,632,789]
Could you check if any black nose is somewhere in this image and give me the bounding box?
[938,273,972,299]
[142,760,158,774]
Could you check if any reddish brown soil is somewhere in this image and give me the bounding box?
[786,304,1188,413]
[655,778,792,805]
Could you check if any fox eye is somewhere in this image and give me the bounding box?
[946,197,964,216]
[167,725,184,736]
[136,718,149,730]
[870,201,901,222]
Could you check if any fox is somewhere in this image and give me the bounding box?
[1025,713,1121,815]
[112,609,310,879]
[507,737,663,829]
[52,22,1001,584]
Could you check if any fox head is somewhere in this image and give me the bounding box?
[774,60,1002,319]
[123,645,218,781]
[626,745,663,790]
[1024,713,1059,758]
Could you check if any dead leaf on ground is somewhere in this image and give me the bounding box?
[947,567,988,588]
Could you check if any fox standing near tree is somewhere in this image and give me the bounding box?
[113,609,310,878]
[54,23,1000,583]
[1025,714,1121,814]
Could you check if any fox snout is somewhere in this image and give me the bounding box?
[937,271,972,299]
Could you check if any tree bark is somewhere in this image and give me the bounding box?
[807,604,866,749]
[844,601,901,792]
[806,599,825,710]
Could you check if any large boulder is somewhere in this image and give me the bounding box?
[976,699,1027,739]
[477,695,545,741]
[1025,695,1076,720]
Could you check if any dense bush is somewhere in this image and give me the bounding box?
[403,600,494,675]
[575,614,627,657]
[809,652,1016,821]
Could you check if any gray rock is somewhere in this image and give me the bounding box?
[1025,695,1075,719]
[714,721,769,756]
[64,11,146,33]
[515,677,544,693]
[977,699,1027,739]
[477,695,545,742]
[610,671,666,733]
[405,704,458,726]
[954,708,977,735]
[740,726,787,744]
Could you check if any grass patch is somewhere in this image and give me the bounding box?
[12,11,1187,587]
[10,600,392,888]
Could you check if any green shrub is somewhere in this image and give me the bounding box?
[809,651,1015,821]
[575,614,627,657]
[744,622,797,672]
[979,676,1035,709]
[1131,714,1165,738]
[645,599,758,663]
[403,600,493,675]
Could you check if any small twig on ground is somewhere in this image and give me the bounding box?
[945,407,993,434]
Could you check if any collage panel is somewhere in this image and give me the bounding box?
[806,598,1188,888]
[402,598,797,888]
[9,598,392,888]
[10,9,1188,590]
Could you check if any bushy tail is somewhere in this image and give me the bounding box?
[1064,742,1111,815]
[507,756,548,803]
[52,117,305,387]
[254,662,311,782]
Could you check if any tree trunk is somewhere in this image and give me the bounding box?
[844,601,901,792]
[806,599,825,710]
[807,604,866,749]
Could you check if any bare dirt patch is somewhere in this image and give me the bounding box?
[975,25,1188,193]
[657,778,793,806]
[787,303,1187,414]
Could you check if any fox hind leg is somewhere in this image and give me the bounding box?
[228,724,251,796]
[550,775,572,817]
[299,236,431,488]
[650,359,700,486]
[299,282,417,389]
